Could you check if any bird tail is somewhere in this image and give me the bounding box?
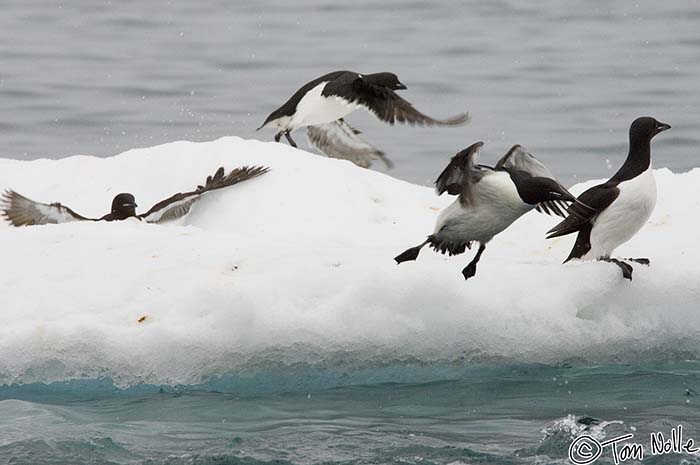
[546,198,596,238]
[562,225,593,263]
[546,215,582,239]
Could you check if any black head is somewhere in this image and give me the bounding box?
[110,193,138,220]
[364,72,407,90]
[629,116,671,141]
[257,108,285,131]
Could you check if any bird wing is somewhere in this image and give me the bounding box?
[434,142,488,205]
[546,183,620,238]
[496,145,577,217]
[495,144,556,178]
[139,165,269,224]
[322,75,469,127]
[306,119,393,169]
[0,189,93,226]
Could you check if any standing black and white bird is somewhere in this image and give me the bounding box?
[258,70,469,167]
[395,142,583,280]
[1,166,268,226]
[546,116,670,280]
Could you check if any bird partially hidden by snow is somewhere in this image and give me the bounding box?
[395,142,586,280]
[258,70,469,168]
[546,116,670,280]
[1,165,268,226]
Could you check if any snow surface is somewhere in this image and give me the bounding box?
[0,137,699,387]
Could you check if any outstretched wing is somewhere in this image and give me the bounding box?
[322,75,469,127]
[496,145,575,217]
[306,119,393,169]
[434,142,488,204]
[547,183,620,238]
[495,144,556,178]
[139,166,269,223]
[0,190,93,226]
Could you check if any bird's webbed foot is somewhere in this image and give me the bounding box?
[600,257,634,281]
[461,243,486,281]
[395,240,429,264]
[626,257,650,266]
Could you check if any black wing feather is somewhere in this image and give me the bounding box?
[323,75,469,127]
[434,142,487,204]
[547,183,620,238]
[1,189,93,226]
[139,166,269,223]
[495,145,579,218]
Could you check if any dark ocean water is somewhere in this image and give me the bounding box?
[1,1,700,464]
[2,364,700,465]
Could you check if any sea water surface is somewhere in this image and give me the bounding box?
[1,364,699,464]
[1,0,699,184]
[1,1,700,464]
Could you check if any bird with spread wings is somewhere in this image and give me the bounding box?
[1,165,269,227]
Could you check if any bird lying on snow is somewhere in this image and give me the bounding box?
[258,70,469,168]
[547,116,670,280]
[395,142,588,280]
[1,165,268,226]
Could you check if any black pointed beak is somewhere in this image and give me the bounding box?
[396,82,407,90]
[656,122,671,132]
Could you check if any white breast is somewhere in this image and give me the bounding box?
[585,167,657,259]
[434,171,531,244]
[291,82,359,129]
